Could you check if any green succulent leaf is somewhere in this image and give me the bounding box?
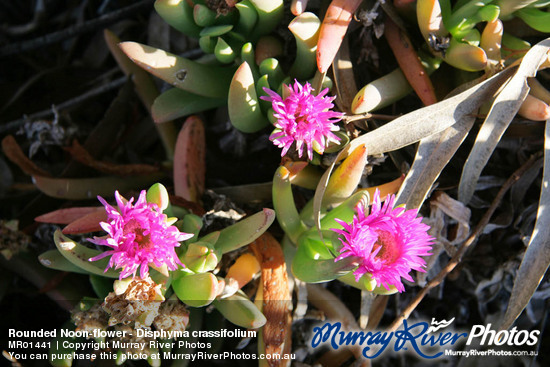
[172,271,219,307]
[212,291,266,328]
[38,250,89,274]
[53,230,119,278]
[154,0,201,37]
[215,209,275,254]
[119,42,235,99]
[228,61,270,133]
[152,88,226,124]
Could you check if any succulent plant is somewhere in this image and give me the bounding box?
[38,182,275,365]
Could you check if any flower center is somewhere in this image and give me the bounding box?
[373,230,400,264]
[124,219,152,249]
[134,228,152,249]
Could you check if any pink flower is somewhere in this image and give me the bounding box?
[331,190,433,292]
[261,80,343,160]
[89,191,193,280]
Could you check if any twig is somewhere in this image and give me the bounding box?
[1,0,46,36]
[387,152,544,332]
[1,47,202,134]
[0,76,127,133]
[0,0,153,57]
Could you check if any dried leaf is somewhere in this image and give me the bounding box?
[35,207,104,224]
[421,192,471,285]
[2,135,51,177]
[32,174,164,200]
[250,233,292,364]
[396,114,476,209]
[61,79,135,177]
[173,116,205,203]
[499,119,550,330]
[459,38,550,203]
[65,140,160,176]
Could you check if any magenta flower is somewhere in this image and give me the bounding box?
[261,80,343,160]
[88,191,193,280]
[331,190,433,292]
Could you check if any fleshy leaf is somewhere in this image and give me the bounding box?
[323,144,368,207]
[228,62,270,133]
[38,250,89,274]
[35,207,104,225]
[215,209,276,254]
[53,230,119,278]
[152,88,225,124]
[173,116,205,203]
[316,0,363,73]
[212,291,266,328]
[172,271,218,307]
[32,174,164,200]
[119,42,234,98]
[273,166,309,244]
[250,233,292,356]
[62,210,108,234]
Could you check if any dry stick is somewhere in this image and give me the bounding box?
[387,151,544,332]
[0,47,202,134]
[0,0,153,57]
[0,75,127,134]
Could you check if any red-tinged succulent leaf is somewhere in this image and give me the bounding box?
[323,144,368,206]
[316,0,362,73]
[360,175,405,200]
[384,17,437,106]
[2,135,51,177]
[62,210,108,234]
[174,116,205,203]
[32,174,164,200]
[35,207,104,225]
[64,140,160,176]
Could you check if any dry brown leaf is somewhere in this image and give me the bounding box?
[499,119,550,330]
[250,233,292,367]
[64,140,160,176]
[459,37,550,203]
[395,115,476,209]
[2,135,51,177]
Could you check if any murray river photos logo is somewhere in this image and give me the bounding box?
[310,318,540,359]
